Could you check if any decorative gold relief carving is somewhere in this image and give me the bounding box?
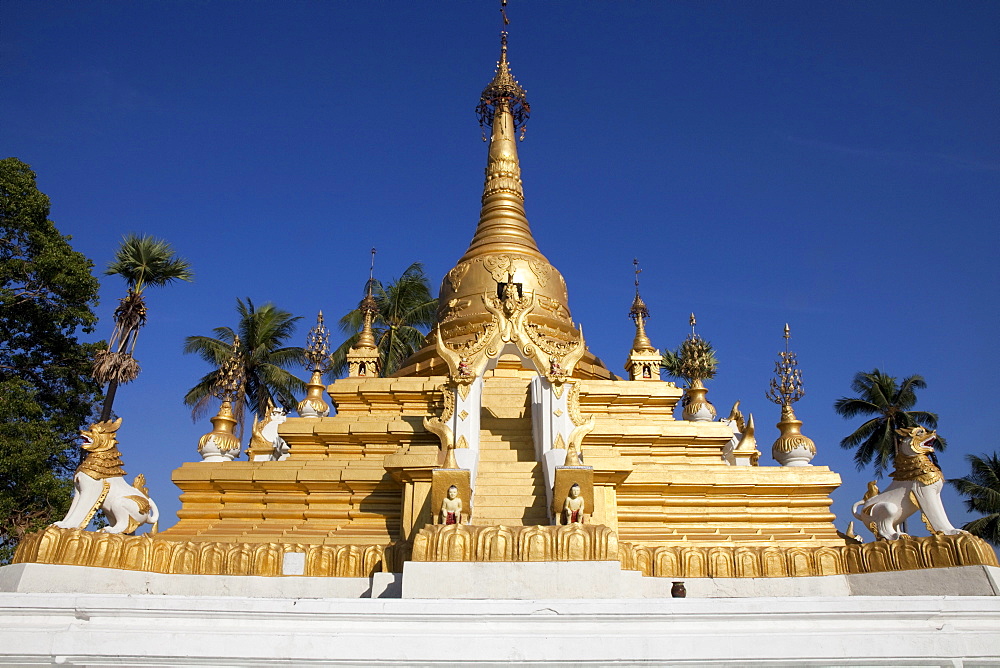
[483,254,513,283]
[412,523,619,562]
[13,526,408,577]
[527,257,550,287]
[536,295,570,322]
[447,262,470,292]
[422,384,455,451]
[567,382,586,426]
[618,533,998,578]
[459,410,469,421]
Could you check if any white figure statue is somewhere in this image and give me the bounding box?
[440,485,463,525]
[852,426,966,540]
[54,418,159,534]
[561,483,585,524]
[250,405,289,461]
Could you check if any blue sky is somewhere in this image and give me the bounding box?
[4,2,998,535]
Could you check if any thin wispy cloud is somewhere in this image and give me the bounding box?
[780,133,1000,172]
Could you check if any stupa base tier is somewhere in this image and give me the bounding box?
[13,526,409,578]
[618,533,998,578]
[411,523,620,562]
[14,526,996,579]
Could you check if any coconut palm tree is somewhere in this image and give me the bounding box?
[834,369,943,476]
[330,262,437,377]
[948,452,1000,546]
[93,234,193,420]
[183,298,305,437]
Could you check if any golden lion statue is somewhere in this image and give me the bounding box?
[53,418,159,534]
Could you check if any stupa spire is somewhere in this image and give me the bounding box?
[347,248,381,378]
[461,29,542,262]
[629,259,655,353]
[625,259,661,381]
[394,6,612,381]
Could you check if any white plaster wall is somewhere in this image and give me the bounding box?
[1,591,998,666]
[0,562,383,599]
[4,563,997,600]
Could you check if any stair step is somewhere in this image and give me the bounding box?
[477,451,536,462]
[474,484,546,494]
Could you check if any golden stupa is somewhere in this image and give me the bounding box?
[15,30,996,580]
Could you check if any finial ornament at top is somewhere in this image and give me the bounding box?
[766,324,805,408]
[303,311,331,374]
[766,324,816,466]
[662,313,718,417]
[477,30,530,140]
[198,336,245,461]
[298,311,333,418]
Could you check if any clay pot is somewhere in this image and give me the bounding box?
[671,581,686,598]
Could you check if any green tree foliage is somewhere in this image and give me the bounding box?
[93,234,193,420]
[834,369,943,477]
[948,453,1000,546]
[183,298,305,438]
[331,262,437,377]
[0,157,103,561]
[661,336,718,383]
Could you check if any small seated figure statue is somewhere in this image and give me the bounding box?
[440,484,463,525]
[457,356,473,380]
[562,483,585,524]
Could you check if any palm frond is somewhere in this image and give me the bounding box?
[838,417,882,449]
[106,233,193,292]
[904,410,939,430]
[894,374,927,410]
[183,297,302,434]
[833,397,880,419]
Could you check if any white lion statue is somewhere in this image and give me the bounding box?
[249,404,289,461]
[53,418,159,534]
[852,426,965,540]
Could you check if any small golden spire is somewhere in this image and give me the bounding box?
[355,248,379,351]
[298,312,332,417]
[624,258,661,380]
[628,259,654,352]
[766,324,805,409]
[303,311,331,374]
[347,250,382,378]
[198,336,245,458]
[767,324,816,464]
[461,29,540,262]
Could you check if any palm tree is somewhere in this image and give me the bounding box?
[834,369,943,476]
[948,453,1000,546]
[183,298,305,437]
[331,262,437,377]
[93,234,193,420]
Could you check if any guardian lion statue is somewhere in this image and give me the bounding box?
[53,418,159,534]
[852,426,965,540]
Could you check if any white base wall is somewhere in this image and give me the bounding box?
[4,562,997,599]
[1,592,998,666]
